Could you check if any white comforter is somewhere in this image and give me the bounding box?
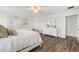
[0,36,14,52]
[0,29,42,52]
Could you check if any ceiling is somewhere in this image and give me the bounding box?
[0,6,79,16]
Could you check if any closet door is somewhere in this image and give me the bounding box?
[77,15,79,42]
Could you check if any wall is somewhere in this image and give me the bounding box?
[0,9,79,38]
[0,13,8,27]
[53,13,65,38]
[0,11,28,29]
[25,9,79,38]
[66,15,77,37]
[53,9,79,38]
[27,13,55,31]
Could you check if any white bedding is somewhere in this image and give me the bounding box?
[0,29,42,52]
[0,36,14,52]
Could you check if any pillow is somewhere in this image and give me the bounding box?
[11,29,17,35]
[0,25,8,38]
[7,28,17,36]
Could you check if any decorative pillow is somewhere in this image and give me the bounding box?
[7,28,17,36]
[0,25,8,38]
[11,29,17,35]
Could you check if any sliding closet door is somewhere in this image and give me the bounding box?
[77,15,79,41]
[66,15,77,37]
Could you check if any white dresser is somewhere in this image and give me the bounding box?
[43,26,57,37]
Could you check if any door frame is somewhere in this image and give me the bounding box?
[65,14,78,38]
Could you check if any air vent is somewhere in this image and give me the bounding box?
[68,6,74,9]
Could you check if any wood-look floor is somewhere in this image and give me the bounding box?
[30,34,79,52]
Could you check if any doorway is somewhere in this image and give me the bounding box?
[66,15,78,38]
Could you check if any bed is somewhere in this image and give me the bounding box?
[0,29,42,52]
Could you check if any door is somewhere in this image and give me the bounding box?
[77,15,79,42]
[66,15,77,37]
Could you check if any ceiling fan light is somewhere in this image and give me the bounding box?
[33,10,39,13]
[29,6,41,13]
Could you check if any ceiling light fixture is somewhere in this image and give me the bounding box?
[29,6,41,13]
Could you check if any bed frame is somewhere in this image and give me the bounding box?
[19,42,41,52]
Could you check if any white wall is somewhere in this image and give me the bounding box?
[0,11,18,28]
[53,13,65,38]
[0,13,8,27]
[27,14,55,30]
[0,12,28,29]
[25,9,79,38]
[53,9,79,38]
[0,8,79,38]
[66,15,77,37]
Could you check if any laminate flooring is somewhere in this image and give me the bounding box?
[30,35,79,52]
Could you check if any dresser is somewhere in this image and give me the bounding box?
[43,26,57,37]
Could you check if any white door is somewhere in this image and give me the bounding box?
[77,15,79,42]
[66,15,77,37]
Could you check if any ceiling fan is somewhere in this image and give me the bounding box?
[29,6,41,13]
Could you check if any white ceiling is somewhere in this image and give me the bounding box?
[0,6,79,16]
